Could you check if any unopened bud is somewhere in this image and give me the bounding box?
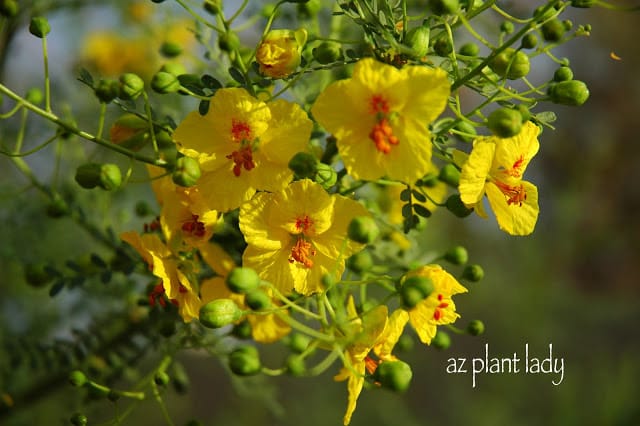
[245,289,271,311]
[347,216,379,244]
[226,267,261,294]
[487,107,523,138]
[461,264,484,282]
[151,71,181,94]
[286,355,306,376]
[289,333,311,354]
[25,87,44,105]
[232,320,252,339]
[94,79,120,103]
[459,42,479,57]
[160,41,182,58]
[446,194,473,217]
[405,24,430,58]
[444,246,468,265]
[312,41,343,64]
[549,80,589,106]
[68,370,87,387]
[315,163,337,189]
[256,28,307,79]
[453,120,477,143]
[29,16,51,38]
[401,275,435,309]
[118,73,145,100]
[374,360,412,392]
[172,156,201,187]
[346,250,373,273]
[288,152,318,178]
[438,163,460,187]
[75,163,121,191]
[467,319,485,336]
[200,299,243,328]
[203,0,222,15]
[433,36,452,56]
[489,48,530,80]
[228,345,262,376]
[520,33,538,50]
[24,263,54,288]
[70,413,88,426]
[428,0,459,16]
[499,21,514,34]
[553,66,574,82]
[431,330,451,349]
[542,19,565,42]
[154,371,170,386]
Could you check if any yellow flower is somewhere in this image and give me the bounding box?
[256,28,307,79]
[199,243,291,344]
[239,179,370,296]
[393,265,468,344]
[173,88,313,211]
[121,231,202,322]
[334,298,405,425]
[81,31,157,78]
[458,121,540,235]
[311,58,450,183]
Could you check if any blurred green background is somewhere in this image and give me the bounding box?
[1,1,639,425]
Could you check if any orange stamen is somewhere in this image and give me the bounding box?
[226,145,256,176]
[295,215,314,233]
[364,356,379,375]
[503,155,525,178]
[231,119,252,143]
[493,180,527,206]
[369,118,399,154]
[370,94,390,115]
[289,237,316,268]
[149,283,166,308]
[181,214,206,238]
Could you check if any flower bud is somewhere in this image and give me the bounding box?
[467,319,485,336]
[396,334,414,352]
[516,104,531,123]
[489,48,530,80]
[0,0,18,18]
[256,28,307,79]
[499,21,514,34]
[286,355,306,377]
[75,163,122,191]
[438,163,460,187]
[373,360,412,392]
[520,33,538,50]
[541,19,565,42]
[70,413,88,426]
[94,79,120,103]
[487,107,523,138]
[405,24,430,58]
[203,0,222,15]
[118,73,145,100]
[312,41,343,64]
[288,151,318,178]
[347,216,379,244]
[346,250,373,274]
[444,245,468,265]
[228,345,262,376]
[401,275,434,309]
[172,156,201,187]
[25,87,44,105]
[461,264,484,282]
[431,330,451,349]
[297,0,322,19]
[159,62,187,76]
[232,320,252,339]
[68,370,87,387]
[24,263,54,288]
[289,333,311,354]
[29,16,51,38]
[459,42,479,57]
[549,80,589,106]
[245,289,271,311]
[445,194,473,218]
[433,36,452,56]
[110,114,149,150]
[428,0,459,16]
[200,299,243,328]
[453,120,477,143]
[46,194,69,218]
[151,71,181,94]
[154,371,170,386]
[160,41,182,58]
[314,163,337,189]
[553,66,573,82]
[226,267,260,294]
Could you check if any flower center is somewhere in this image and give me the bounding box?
[295,215,314,233]
[181,214,206,238]
[364,356,379,375]
[433,293,449,321]
[500,155,525,178]
[227,145,256,177]
[493,180,527,206]
[149,283,167,307]
[368,95,398,154]
[289,236,316,268]
[231,119,252,142]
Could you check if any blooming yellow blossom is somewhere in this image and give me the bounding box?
[393,265,468,344]
[458,121,540,235]
[239,179,370,295]
[311,58,450,183]
[81,31,157,77]
[173,88,313,211]
[256,28,307,79]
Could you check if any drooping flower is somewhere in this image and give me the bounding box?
[256,28,307,79]
[458,121,540,235]
[239,179,370,295]
[173,88,313,211]
[311,58,450,183]
[393,265,468,345]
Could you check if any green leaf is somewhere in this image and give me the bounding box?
[201,74,222,90]
[78,68,94,87]
[228,67,246,85]
[411,189,427,203]
[199,100,210,116]
[413,204,432,218]
[400,188,411,202]
[90,253,107,268]
[49,280,65,297]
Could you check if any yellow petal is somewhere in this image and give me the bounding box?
[492,121,540,178]
[459,139,495,205]
[486,180,539,235]
[172,111,223,171]
[381,118,432,182]
[374,309,409,360]
[199,242,236,277]
[343,362,366,425]
[400,65,450,125]
[248,312,292,343]
[261,99,313,165]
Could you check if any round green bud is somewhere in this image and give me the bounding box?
[453,120,477,143]
[571,0,595,7]
[461,264,484,282]
[459,42,479,57]
[135,201,152,217]
[218,32,240,52]
[286,355,306,377]
[68,370,87,387]
[396,334,414,352]
[70,413,88,426]
[94,79,120,103]
[520,33,538,50]
[245,289,271,311]
[203,0,221,15]
[563,20,573,31]
[297,0,322,19]
[288,152,318,178]
[445,194,473,218]
[29,17,51,38]
[228,346,262,376]
[151,71,180,94]
[312,41,343,64]
[467,319,485,336]
[431,330,451,350]
[159,62,187,76]
[401,285,424,309]
[516,104,531,123]
[154,371,170,386]
[46,195,69,218]
[429,0,459,16]
[553,66,573,82]
[289,333,311,354]
[487,107,523,138]
[406,276,435,298]
[489,48,530,80]
[444,245,468,265]
[533,5,556,22]
[374,360,413,392]
[24,263,54,288]
[499,21,514,35]
[438,163,460,187]
[160,41,183,58]
[346,250,373,274]
[0,0,18,18]
[405,25,430,58]
[118,73,144,100]
[433,36,453,57]
[541,19,565,42]
[321,273,336,288]
[232,320,252,339]
[347,216,379,244]
[549,80,590,106]
[25,87,44,105]
[75,163,121,190]
[199,299,243,328]
[226,267,260,294]
[172,156,201,187]
[314,163,337,189]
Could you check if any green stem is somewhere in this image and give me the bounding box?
[42,36,51,113]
